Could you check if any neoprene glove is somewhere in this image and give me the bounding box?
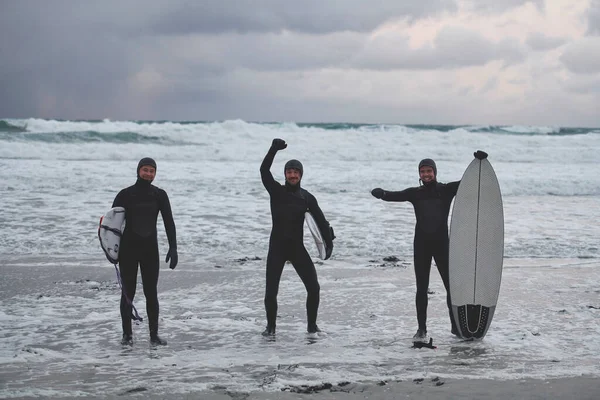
[474,150,488,160]
[325,243,333,260]
[371,188,385,199]
[271,138,287,151]
[166,248,178,270]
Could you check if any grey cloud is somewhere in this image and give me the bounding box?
[479,77,498,94]
[157,26,525,74]
[526,32,567,51]
[0,2,151,118]
[353,26,525,70]
[560,38,600,74]
[588,1,600,35]
[145,31,361,73]
[0,0,459,118]
[144,0,458,35]
[1,0,458,37]
[565,76,600,95]
[467,0,544,13]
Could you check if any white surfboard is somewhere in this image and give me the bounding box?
[449,158,504,340]
[305,212,326,260]
[98,207,126,264]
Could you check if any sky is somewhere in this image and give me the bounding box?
[1,0,599,127]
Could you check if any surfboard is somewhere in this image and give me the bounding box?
[449,157,504,340]
[305,212,327,260]
[98,207,126,264]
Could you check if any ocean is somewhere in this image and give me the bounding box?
[1,118,599,397]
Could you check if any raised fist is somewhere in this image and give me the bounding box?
[271,138,287,151]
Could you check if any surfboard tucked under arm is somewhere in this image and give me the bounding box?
[98,207,126,264]
[305,212,328,260]
[449,157,504,340]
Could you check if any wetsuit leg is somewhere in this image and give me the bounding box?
[265,244,288,328]
[413,236,433,331]
[118,240,139,336]
[289,244,320,327]
[432,237,457,331]
[140,242,160,334]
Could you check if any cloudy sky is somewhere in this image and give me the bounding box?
[1,0,599,126]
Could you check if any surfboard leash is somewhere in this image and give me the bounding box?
[113,263,143,322]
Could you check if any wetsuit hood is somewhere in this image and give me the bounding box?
[284,159,303,189]
[137,157,157,183]
[418,158,437,186]
[284,159,303,177]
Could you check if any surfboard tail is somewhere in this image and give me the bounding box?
[452,304,496,340]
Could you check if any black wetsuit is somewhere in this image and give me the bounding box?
[379,180,460,332]
[112,178,177,336]
[260,148,333,330]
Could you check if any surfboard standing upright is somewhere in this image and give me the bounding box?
[449,157,504,340]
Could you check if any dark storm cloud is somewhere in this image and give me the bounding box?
[143,0,458,35]
[151,31,364,72]
[1,1,595,126]
[0,0,459,118]
[0,2,146,118]
[526,32,567,51]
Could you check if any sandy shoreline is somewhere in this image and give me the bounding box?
[5,376,597,399]
[115,376,600,399]
[204,376,600,400]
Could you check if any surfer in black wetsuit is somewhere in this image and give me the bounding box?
[371,151,488,342]
[260,138,334,336]
[112,157,178,346]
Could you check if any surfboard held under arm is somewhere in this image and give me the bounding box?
[304,212,328,260]
[98,206,126,264]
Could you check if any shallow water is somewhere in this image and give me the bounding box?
[1,257,599,397]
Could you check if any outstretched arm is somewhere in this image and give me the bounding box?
[371,187,413,202]
[260,138,287,195]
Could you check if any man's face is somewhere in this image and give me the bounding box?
[419,166,435,183]
[285,168,301,185]
[139,165,156,182]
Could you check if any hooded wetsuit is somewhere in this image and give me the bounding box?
[260,148,333,331]
[378,179,459,332]
[112,165,177,337]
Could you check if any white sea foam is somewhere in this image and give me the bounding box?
[0,258,599,397]
[1,118,599,258]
